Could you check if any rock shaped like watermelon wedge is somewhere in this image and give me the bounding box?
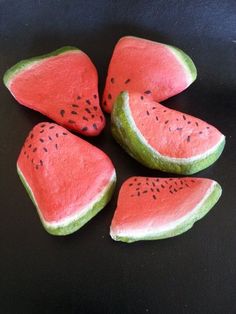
[3,47,105,136]
[103,36,197,113]
[110,177,222,242]
[111,91,225,174]
[17,123,116,235]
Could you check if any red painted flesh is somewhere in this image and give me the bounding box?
[17,123,115,223]
[129,93,223,158]
[103,36,190,113]
[111,177,213,232]
[9,51,105,136]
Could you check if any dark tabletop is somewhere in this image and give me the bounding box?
[1,1,236,313]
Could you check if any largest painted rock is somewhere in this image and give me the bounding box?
[4,47,105,136]
[103,36,197,113]
[17,122,116,235]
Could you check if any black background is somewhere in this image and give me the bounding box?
[1,1,236,313]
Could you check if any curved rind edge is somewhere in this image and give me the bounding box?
[110,182,222,243]
[17,164,116,236]
[111,92,225,175]
[167,45,197,83]
[3,46,80,87]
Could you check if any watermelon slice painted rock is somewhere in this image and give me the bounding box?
[110,177,222,242]
[111,91,225,174]
[103,36,197,113]
[3,47,105,136]
[17,122,116,235]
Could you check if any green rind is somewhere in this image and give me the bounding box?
[111,182,222,243]
[168,45,197,82]
[3,46,79,87]
[17,165,116,236]
[111,92,225,175]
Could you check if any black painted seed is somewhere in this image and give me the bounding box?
[85,108,91,114]
[153,195,157,200]
[180,180,183,185]
[103,101,107,107]
[140,96,144,100]
[93,106,97,111]
[39,138,44,143]
[55,144,58,150]
[30,134,34,139]
[195,122,199,126]
[143,190,148,194]
[40,130,44,133]
[28,144,32,148]
[43,147,48,152]
[24,151,26,155]
[152,182,155,187]
[86,99,91,105]
[207,126,210,129]
[100,115,103,121]
[146,111,150,116]
[71,111,77,115]
[199,131,203,134]
[175,182,178,186]
[163,110,166,113]
[177,127,183,131]
[161,184,165,189]
[131,194,134,197]
[144,90,151,94]
[31,159,34,163]
[82,127,88,131]
[152,107,156,110]
[36,165,39,170]
[134,178,137,181]
[77,96,81,100]
[60,109,65,117]
[156,179,159,182]
[137,192,140,196]
[63,132,67,136]
[40,160,43,166]
[108,93,112,100]
[129,183,133,186]
[185,183,189,187]
[169,185,172,189]
[191,179,195,182]
[72,104,79,108]
[179,187,183,190]
[170,190,173,194]
[174,188,177,192]
[187,136,191,142]
[137,183,141,186]
[82,117,88,121]
[151,188,154,192]
[183,115,186,120]
[176,118,179,121]
[49,126,55,129]
[136,188,140,191]
[68,120,76,124]
[93,123,98,130]
[156,188,160,192]
[165,180,168,184]
[56,133,59,138]
[165,120,169,124]
[146,182,149,185]
[169,178,173,181]
[93,94,97,99]
[146,178,149,180]
[40,124,46,128]
[156,116,159,121]
[125,79,130,84]
[188,121,191,124]
[48,136,52,140]
[91,114,95,118]
[111,78,115,84]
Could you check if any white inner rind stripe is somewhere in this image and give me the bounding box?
[167,46,194,85]
[17,164,116,229]
[124,93,225,164]
[111,181,217,239]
